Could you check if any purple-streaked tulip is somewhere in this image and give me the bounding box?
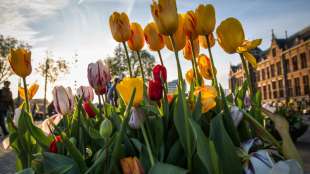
[40,114,63,135]
[230,105,243,127]
[77,86,94,101]
[87,60,111,95]
[129,107,145,129]
[53,86,74,115]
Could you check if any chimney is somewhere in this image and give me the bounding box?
[271,29,275,40]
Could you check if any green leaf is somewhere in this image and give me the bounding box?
[210,114,243,174]
[189,118,220,174]
[42,152,80,174]
[166,140,186,166]
[15,168,35,174]
[80,111,102,140]
[192,93,202,121]
[149,163,187,174]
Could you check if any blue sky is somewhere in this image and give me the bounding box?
[0,0,309,100]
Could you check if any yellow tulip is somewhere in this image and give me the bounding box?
[197,54,215,80]
[164,14,186,51]
[183,11,198,39]
[199,33,215,49]
[120,157,144,174]
[109,12,131,42]
[19,83,39,100]
[144,22,165,51]
[8,48,32,78]
[195,4,216,35]
[127,23,145,51]
[185,69,194,84]
[151,0,179,36]
[216,17,262,68]
[183,37,199,60]
[194,85,217,113]
[116,77,143,107]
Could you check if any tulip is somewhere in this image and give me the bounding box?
[83,101,96,118]
[109,12,131,42]
[8,48,32,78]
[120,156,145,174]
[216,17,261,68]
[100,119,113,138]
[194,85,217,113]
[164,14,186,51]
[128,23,145,51]
[183,11,198,39]
[195,4,216,35]
[18,83,39,100]
[148,80,163,101]
[129,107,145,129]
[52,86,74,115]
[152,64,167,82]
[199,34,215,49]
[116,77,143,107]
[151,0,178,36]
[197,54,216,80]
[87,60,111,95]
[185,69,195,84]
[49,135,62,153]
[40,114,63,135]
[183,37,199,60]
[144,22,165,51]
[230,106,243,127]
[77,86,94,101]
[167,94,174,104]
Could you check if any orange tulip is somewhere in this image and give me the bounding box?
[164,14,186,51]
[8,48,32,78]
[19,83,39,100]
[185,69,195,84]
[109,12,131,42]
[183,37,199,60]
[183,10,198,39]
[195,4,216,35]
[144,22,165,51]
[197,54,216,80]
[120,157,144,174]
[127,23,145,51]
[199,33,215,49]
[194,85,217,113]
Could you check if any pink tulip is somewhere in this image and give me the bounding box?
[87,60,111,95]
[40,114,63,135]
[77,86,94,101]
[53,86,74,115]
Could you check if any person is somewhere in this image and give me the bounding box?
[107,77,121,107]
[0,81,14,136]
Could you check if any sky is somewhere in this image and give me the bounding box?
[0,0,310,101]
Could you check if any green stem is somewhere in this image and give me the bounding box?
[22,77,30,113]
[189,38,200,86]
[239,53,254,97]
[205,35,219,93]
[157,50,164,66]
[169,35,183,84]
[136,51,145,82]
[122,42,133,77]
[98,95,103,118]
[141,123,155,166]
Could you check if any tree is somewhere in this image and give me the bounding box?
[36,51,74,116]
[0,35,31,84]
[105,44,155,78]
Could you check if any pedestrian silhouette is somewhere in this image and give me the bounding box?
[0,81,14,136]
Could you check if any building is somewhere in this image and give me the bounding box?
[229,26,310,105]
[167,79,187,94]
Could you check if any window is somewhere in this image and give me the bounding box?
[263,86,267,100]
[303,75,309,95]
[262,69,266,80]
[285,59,290,73]
[256,70,260,81]
[268,85,272,99]
[300,53,307,69]
[278,80,284,97]
[294,78,301,96]
[272,81,277,99]
[288,79,293,97]
[270,64,275,77]
[276,62,282,75]
[267,67,270,79]
[292,56,298,71]
[272,48,276,57]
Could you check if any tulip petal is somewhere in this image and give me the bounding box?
[243,52,257,69]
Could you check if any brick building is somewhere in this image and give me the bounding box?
[229,26,310,105]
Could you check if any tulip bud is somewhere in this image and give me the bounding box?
[144,22,165,51]
[199,34,215,49]
[183,11,198,39]
[77,86,94,101]
[230,106,243,127]
[151,0,179,36]
[8,48,32,77]
[109,12,131,42]
[49,135,62,153]
[197,54,215,80]
[152,64,167,82]
[183,38,199,60]
[120,156,145,174]
[100,119,113,138]
[148,80,163,101]
[87,60,111,95]
[129,107,145,129]
[195,4,216,35]
[83,101,96,118]
[185,69,195,84]
[164,14,186,51]
[127,23,145,51]
[53,86,74,115]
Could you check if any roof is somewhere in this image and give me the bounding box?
[275,26,310,50]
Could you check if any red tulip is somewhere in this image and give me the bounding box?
[83,101,96,118]
[49,135,62,153]
[153,64,167,82]
[148,80,163,101]
[87,60,111,95]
